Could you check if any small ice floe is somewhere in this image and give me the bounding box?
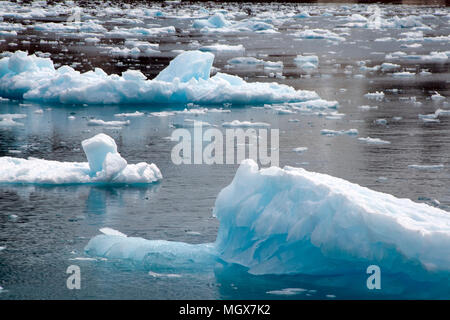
[200,44,245,54]
[150,111,176,117]
[34,109,44,114]
[392,71,415,78]
[377,176,388,182]
[288,119,300,122]
[392,116,403,122]
[87,119,130,127]
[148,271,182,278]
[435,109,450,117]
[321,129,358,136]
[325,113,345,120]
[421,118,440,124]
[358,137,391,145]
[0,246,6,252]
[292,147,308,153]
[419,70,432,76]
[294,55,319,70]
[358,105,378,111]
[68,115,76,120]
[100,227,127,237]
[185,231,201,236]
[295,29,345,42]
[222,120,270,128]
[227,56,264,65]
[263,60,283,70]
[364,91,384,100]
[266,288,307,296]
[408,164,444,171]
[374,118,387,125]
[431,92,445,101]
[0,113,27,127]
[326,294,336,299]
[69,257,103,262]
[0,133,162,184]
[114,111,145,118]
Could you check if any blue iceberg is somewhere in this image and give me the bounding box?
[85,160,450,280]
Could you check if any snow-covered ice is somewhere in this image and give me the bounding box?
[0,133,162,184]
[0,50,319,105]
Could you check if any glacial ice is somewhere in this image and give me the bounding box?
[0,50,319,105]
[86,160,450,278]
[0,133,162,184]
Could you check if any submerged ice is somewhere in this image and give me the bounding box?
[0,133,162,184]
[0,50,318,105]
[86,160,450,278]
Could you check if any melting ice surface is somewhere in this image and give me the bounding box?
[0,133,162,184]
[0,50,318,105]
[86,160,450,292]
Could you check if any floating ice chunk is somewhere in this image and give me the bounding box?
[358,105,378,111]
[294,11,311,19]
[222,120,270,128]
[292,147,308,153]
[199,44,245,54]
[193,13,230,29]
[374,118,388,125]
[0,133,162,184]
[392,71,415,77]
[227,57,264,65]
[109,47,141,57]
[87,119,130,127]
[213,159,450,275]
[358,137,391,145]
[267,288,307,295]
[380,62,400,72]
[106,26,175,37]
[148,271,182,278]
[431,92,445,101]
[85,236,217,270]
[85,159,450,278]
[321,129,358,136]
[364,91,384,100]
[408,164,444,171]
[263,61,283,70]
[296,29,345,42]
[155,51,214,82]
[0,50,320,105]
[435,109,450,117]
[82,133,123,174]
[114,111,145,118]
[0,113,26,127]
[294,55,319,65]
[289,99,339,110]
[100,227,127,237]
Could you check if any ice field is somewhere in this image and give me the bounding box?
[0,1,449,299]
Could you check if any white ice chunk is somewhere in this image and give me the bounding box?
[0,134,162,184]
[0,50,319,105]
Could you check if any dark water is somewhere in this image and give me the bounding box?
[0,1,449,299]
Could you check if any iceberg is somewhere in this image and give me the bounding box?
[86,160,450,279]
[0,50,319,105]
[0,133,162,184]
